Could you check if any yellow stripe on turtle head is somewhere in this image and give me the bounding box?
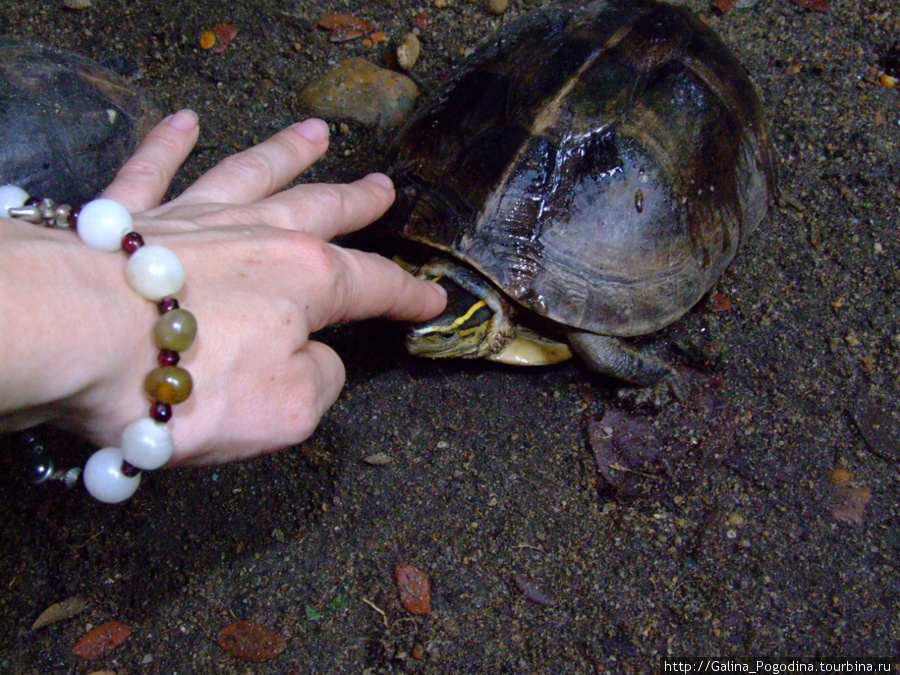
[451,299,487,330]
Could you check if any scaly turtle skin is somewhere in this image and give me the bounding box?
[380,0,777,400]
[0,39,158,206]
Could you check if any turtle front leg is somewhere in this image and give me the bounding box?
[568,332,683,406]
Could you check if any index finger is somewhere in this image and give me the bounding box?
[312,247,447,330]
[101,109,200,212]
[174,119,331,206]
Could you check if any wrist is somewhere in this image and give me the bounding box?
[3,188,199,503]
[0,218,152,430]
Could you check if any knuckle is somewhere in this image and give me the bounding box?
[311,184,350,220]
[299,237,343,279]
[220,151,276,190]
[118,157,169,186]
[286,382,326,441]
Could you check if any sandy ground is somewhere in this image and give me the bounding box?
[1,0,898,672]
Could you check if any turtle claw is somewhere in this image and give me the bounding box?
[618,370,685,409]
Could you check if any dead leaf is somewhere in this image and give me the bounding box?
[713,0,737,13]
[792,0,830,10]
[72,621,132,660]
[587,409,667,502]
[828,468,872,526]
[32,596,87,630]
[710,291,732,312]
[217,620,287,663]
[211,23,238,53]
[316,13,375,42]
[394,562,431,615]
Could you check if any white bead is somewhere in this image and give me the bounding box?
[77,198,134,251]
[0,184,29,217]
[83,447,141,503]
[125,244,185,301]
[121,417,173,470]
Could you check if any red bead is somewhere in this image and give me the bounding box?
[157,297,179,314]
[121,461,141,477]
[158,349,181,367]
[68,204,81,231]
[122,231,145,253]
[149,401,172,422]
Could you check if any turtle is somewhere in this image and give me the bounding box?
[0,38,158,206]
[378,0,777,402]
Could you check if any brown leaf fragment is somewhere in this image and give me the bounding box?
[828,468,872,526]
[710,291,732,312]
[514,573,557,606]
[316,13,375,42]
[792,0,830,10]
[830,485,872,525]
[587,409,666,502]
[72,621,132,660]
[211,23,238,53]
[217,620,287,663]
[394,562,431,615]
[713,0,737,13]
[32,596,87,630]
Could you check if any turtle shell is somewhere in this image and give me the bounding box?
[382,0,777,337]
[0,38,159,206]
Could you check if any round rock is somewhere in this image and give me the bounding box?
[298,57,419,131]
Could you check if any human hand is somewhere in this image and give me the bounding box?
[1,110,446,466]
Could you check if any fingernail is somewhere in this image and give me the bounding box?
[430,280,448,299]
[167,109,198,131]
[291,118,330,143]
[364,172,393,190]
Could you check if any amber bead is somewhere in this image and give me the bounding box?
[153,309,197,352]
[144,366,193,405]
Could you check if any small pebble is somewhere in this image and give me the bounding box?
[63,0,92,9]
[514,573,556,606]
[362,452,392,466]
[484,0,508,15]
[397,33,421,69]
[726,512,745,527]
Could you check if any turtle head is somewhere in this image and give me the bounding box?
[406,260,515,360]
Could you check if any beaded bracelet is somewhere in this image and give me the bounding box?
[1,184,196,503]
